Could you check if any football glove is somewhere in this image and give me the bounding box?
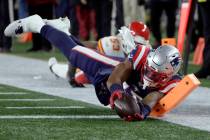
[109,90,123,109]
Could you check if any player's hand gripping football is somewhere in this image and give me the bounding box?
[109,90,150,121]
[109,90,123,109]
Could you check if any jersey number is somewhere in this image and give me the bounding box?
[110,37,120,51]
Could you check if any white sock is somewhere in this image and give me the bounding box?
[23,15,45,33]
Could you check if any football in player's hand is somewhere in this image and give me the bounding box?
[114,93,140,118]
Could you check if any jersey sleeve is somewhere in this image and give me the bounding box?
[128,45,150,70]
[158,75,182,94]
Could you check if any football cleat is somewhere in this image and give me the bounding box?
[4,14,45,37]
[44,17,71,36]
[48,57,69,79]
[48,57,59,78]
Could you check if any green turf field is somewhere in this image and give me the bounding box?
[0,84,210,140]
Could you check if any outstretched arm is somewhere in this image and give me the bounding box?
[106,59,132,89]
[106,59,132,109]
[142,91,164,109]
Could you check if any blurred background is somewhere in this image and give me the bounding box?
[0,0,210,85]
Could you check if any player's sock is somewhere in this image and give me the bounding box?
[40,25,77,60]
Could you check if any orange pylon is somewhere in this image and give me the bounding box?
[193,37,205,65]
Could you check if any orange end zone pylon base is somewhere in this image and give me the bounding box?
[150,74,200,117]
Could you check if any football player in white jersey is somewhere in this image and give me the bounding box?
[47,18,151,87]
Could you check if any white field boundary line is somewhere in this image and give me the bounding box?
[0,99,55,101]
[0,115,119,119]
[0,92,28,95]
[6,106,85,109]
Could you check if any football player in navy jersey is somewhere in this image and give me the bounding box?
[46,19,151,87]
[4,14,182,121]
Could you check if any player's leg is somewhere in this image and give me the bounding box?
[4,14,120,82]
[44,17,71,36]
[40,24,119,81]
[4,14,77,59]
[44,17,85,47]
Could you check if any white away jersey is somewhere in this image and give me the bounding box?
[97,36,126,58]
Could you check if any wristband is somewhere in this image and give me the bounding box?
[109,84,124,93]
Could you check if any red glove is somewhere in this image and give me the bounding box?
[109,90,123,109]
[69,78,85,87]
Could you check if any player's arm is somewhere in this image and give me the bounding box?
[106,59,132,108]
[106,59,132,89]
[142,91,164,109]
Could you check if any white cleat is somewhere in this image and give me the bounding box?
[48,57,58,68]
[4,14,45,37]
[48,57,59,78]
[44,17,71,36]
[48,57,69,79]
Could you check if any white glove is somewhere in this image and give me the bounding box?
[118,26,136,54]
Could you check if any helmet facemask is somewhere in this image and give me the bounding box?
[142,61,173,89]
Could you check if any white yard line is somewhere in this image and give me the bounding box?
[0,99,55,101]
[0,115,119,119]
[6,106,85,109]
[0,92,28,95]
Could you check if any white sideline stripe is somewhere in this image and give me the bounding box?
[0,99,55,101]
[0,92,28,95]
[0,115,119,119]
[6,106,85,109]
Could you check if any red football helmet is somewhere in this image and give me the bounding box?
[128,21,150,46]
